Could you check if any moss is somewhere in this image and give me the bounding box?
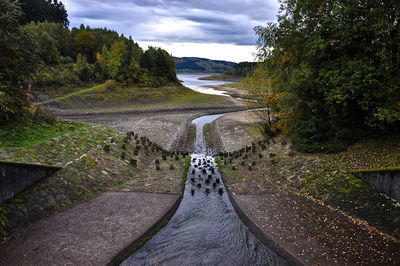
[352,167,400,173]
[203,123,213,149]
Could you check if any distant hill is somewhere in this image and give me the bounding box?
[173,57,236,73]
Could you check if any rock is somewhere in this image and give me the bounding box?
[156,164,160,170]
[269,153,276,158]
[130,159,137,166]
[169,164,174,170]
[120,152,126,160]
[103,144,111,152]
[258,153,263,158]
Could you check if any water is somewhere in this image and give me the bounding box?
[177,74,233,96]
[121,113,287,265]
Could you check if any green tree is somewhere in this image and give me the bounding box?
[18,0,69,27]
[254,0,400,152]
[0,0,37,123]
[74,54,91,82]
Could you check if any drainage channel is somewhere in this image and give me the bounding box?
[121,113,287,265]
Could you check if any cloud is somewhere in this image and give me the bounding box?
[64,0,279,61]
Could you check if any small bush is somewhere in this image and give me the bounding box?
[104,80,120,92]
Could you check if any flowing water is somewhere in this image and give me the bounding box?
[121,112,287,265]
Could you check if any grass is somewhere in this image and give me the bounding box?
[198,74,242,82]
[221,82,245,89]
[0,120,85,148]
[49,84,230,111]
[37,83,105,104]
[203,123,213,149]
[187,124,196,148]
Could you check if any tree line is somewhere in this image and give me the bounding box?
[247,0,400,152]
[0,0,178,124]
[224,62,257,77]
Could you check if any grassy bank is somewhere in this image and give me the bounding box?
[221,82,245,89]
[216,118,400,239]
[203,123,213,149]
[0,120,191,239]
[42,83,232,111]
[0,120,85,148]
[198,74,242,82]
[38,84,105,104]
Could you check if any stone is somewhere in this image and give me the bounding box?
[103,145,110,153]
[130,159,137,166]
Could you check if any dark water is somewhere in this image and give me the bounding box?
[121,114,287,266]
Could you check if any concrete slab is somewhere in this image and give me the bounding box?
[231,194,400,265]
[0,192,180,266]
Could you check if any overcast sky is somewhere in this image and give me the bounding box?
[64,0,279,62]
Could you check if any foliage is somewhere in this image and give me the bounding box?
[224,62,257,77]
[174,57,236,73]
[0,0,38,123]
[18,0,69,26]
[252,0,400,152]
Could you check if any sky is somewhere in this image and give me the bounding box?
[64,0,280,62]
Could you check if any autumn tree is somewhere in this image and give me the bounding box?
[254,0,400,152]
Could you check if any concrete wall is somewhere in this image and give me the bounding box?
[355,170,400,202]
[0,162,59,203]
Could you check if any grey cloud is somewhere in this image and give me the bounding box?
[67,0,278,45]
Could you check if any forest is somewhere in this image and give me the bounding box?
[247,0,400,152]
[224,62,257,77]
[0,0,177,124]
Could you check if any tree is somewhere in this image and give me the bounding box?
[254,0,400,152]
[18,0,69,27]
[0,0,38,123]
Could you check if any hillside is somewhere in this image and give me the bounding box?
[174,57,236,73]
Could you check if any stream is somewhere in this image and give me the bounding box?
[121,112,287,265]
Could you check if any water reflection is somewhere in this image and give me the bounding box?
[178,74,233,96]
